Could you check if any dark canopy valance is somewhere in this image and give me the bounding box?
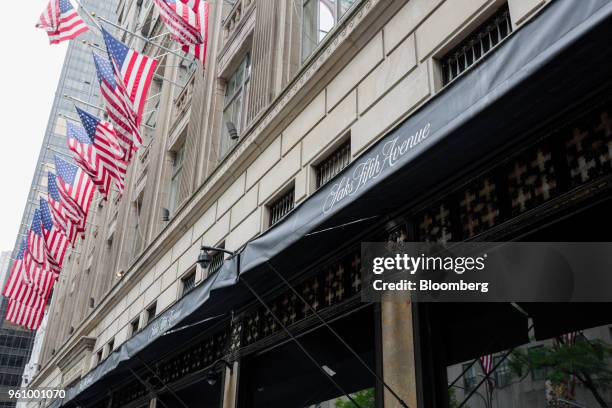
[55,0,612,405]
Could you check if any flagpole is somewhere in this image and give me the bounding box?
[45,146,73,161]
[63,95,104,112]
[72,0,103,31]
[83,41,186,88]
[59,112,156,131]
[95,15,193,63]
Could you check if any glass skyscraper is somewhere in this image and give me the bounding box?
[1,1,118,406]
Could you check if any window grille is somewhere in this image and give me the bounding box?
[208,245,226,275]
[462,363,478,391]
[269,189,295,226]
[494,355,512,387]
[182,271,196,295]
[441,5,512,85]
[316,140,351,188]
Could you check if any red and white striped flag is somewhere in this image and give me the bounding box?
[36,0,89,45]
[93,52,141,162]
[54,156,95,223]
[480,354,494,375]
[2,241,28,299]
[102,27,158,126]
[3,243,54,330]
[6,296,47,330]
[557,331,580,346]
[48,172,82,242]
[27,209,49,269]
[40,198,69,274]
[75,107,127,193]
[67,122,114,198]
[154,0,209,64]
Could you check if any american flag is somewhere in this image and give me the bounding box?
[2,241,28,299]
[3,243,54,330]
[47,172,81,242]
[39,198,69,274]
[3,240,53,300]
[36,0,89,45]
[75,107,127,193]
[6,296,48,330]
[101,26,158,125]
[557,331,580,347]
[54,156,95,224]
[67,122,113,198]
[153,0,209,64]
[93,52,141,161]
[27,209,49,269]
[480,354,494,375]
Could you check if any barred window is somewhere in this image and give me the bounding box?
[182,271,196,295]
[494,355,512,387]
[462,363,478,391]
[269,189,295,227]
[316,140,351,188]
[441,4,512,85]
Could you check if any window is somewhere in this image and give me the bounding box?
[96,350,103,364]
[181,271,196,296]
[269,188,295,227]
[146,302,157,324]
[106,338,115,356]
[316,140,351,188]
[220,53,251,157]
[130,318,140,337]
[302,0,356,61]
[441,4,512,85]
[168,145,185,216]
[493,355,512,387]
[462,363,478,391]
[130,192,144,260]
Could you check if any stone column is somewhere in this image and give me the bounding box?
[222,361,239,408]
[381,300,418,408]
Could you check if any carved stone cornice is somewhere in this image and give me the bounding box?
[56,336,96,372]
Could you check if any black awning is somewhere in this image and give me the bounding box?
[57,0,612,405]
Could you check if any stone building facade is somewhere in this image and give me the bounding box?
[25,0,612,407]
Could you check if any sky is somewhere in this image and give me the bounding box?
[0,2,67,253]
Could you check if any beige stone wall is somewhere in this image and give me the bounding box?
[31,0,551,392]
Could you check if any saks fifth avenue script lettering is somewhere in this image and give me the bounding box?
[323,123,431,214]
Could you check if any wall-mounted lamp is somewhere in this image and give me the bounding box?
[161,208,170,222]
[226,121,239,140]
[204,359,233,386]
[197,246,236,270]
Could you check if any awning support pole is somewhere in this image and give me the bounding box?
[239,274,364,408]
[266,260,410,408]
